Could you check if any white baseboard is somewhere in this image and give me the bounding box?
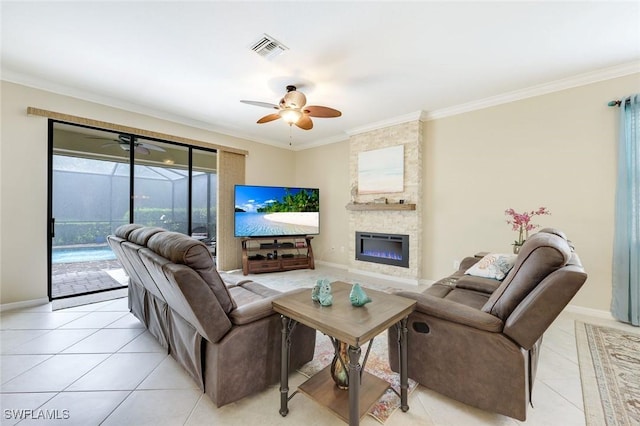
[315,260,421,286]
[565,304,615,320]
[316,261,433,287]
[0,297,50,312]
[1,290,128,312]
[314,260,348,270]
[220,268,243,274]
[346,267,420,286]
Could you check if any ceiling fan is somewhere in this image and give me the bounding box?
[241,85,341,130]
[89,134,166,155]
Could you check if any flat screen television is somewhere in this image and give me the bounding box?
[234,185,320,238]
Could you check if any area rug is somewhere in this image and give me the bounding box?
[298,331,417,424]
[575,321,640,425]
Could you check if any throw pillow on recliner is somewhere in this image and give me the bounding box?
[465,253,517,280]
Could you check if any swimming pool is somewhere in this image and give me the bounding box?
[52,246,116,264]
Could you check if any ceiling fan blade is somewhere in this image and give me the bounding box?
[240,100,279,109]
[257,113,281,124]
[295,115,313,130]
[304,105,342,118]
[140,143,166,152]
[135,145,151,155]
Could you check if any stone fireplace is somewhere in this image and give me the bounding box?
[347,117,424,284]
[355,232,409,268]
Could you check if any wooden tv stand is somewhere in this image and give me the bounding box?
[241,236,315,275]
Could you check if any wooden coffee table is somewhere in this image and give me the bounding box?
[273,281,416,426]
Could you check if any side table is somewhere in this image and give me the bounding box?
[273,281,416,426]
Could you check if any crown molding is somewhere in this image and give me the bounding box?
[290,134,350,151]
[1,69,287,148]
[2,70,330,152]
[4,60,638,151]
[345,110,428,137]
[1,70,219,132]
[425,61,640,121]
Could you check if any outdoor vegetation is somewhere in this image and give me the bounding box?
[256,188,319,213]
[54,207,216,246]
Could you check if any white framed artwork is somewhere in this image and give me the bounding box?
[357,145,404,194]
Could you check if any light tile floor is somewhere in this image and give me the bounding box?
[1,265,637,425]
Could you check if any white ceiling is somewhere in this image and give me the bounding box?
[2,1,639,150]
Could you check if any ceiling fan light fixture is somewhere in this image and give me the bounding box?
[281,90,306,109]
[242,85,341,132]
[279,108,302,124]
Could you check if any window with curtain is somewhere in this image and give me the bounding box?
[611,94,640,326]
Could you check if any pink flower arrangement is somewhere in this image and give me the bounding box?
[505,207,551,246]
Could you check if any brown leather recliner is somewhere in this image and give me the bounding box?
[108,225,316,407]
[388,228,587,420]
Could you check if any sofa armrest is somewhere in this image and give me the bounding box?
[395,291,504,332]
[461,256,481,270]
[229,288,311,325]
[219,272,253,288]
[454,275,502,294]
[229,298,276,325]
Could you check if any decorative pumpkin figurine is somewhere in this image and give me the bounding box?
[318,279,333,306]
[349,283,372,307]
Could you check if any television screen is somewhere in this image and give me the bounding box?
[234,185,320,237]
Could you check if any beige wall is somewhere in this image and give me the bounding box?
[244,141,295,185]
[294,140,350,265]
[2,73,638,312]
[296,73,639,313]
[0,81,294,305]
[422,73,639,312]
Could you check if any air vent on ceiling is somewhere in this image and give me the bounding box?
[250,34,288,60]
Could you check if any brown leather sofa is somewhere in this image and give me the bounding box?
[108,224,316,406]
[388,228,587,420]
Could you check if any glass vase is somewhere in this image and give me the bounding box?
[330,340,349,390]
[513,227,525,254]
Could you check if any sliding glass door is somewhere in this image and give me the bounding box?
[192,149,218,253]
[49,122,218,301]
[50,124,131,300]
[132,139,189,233]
